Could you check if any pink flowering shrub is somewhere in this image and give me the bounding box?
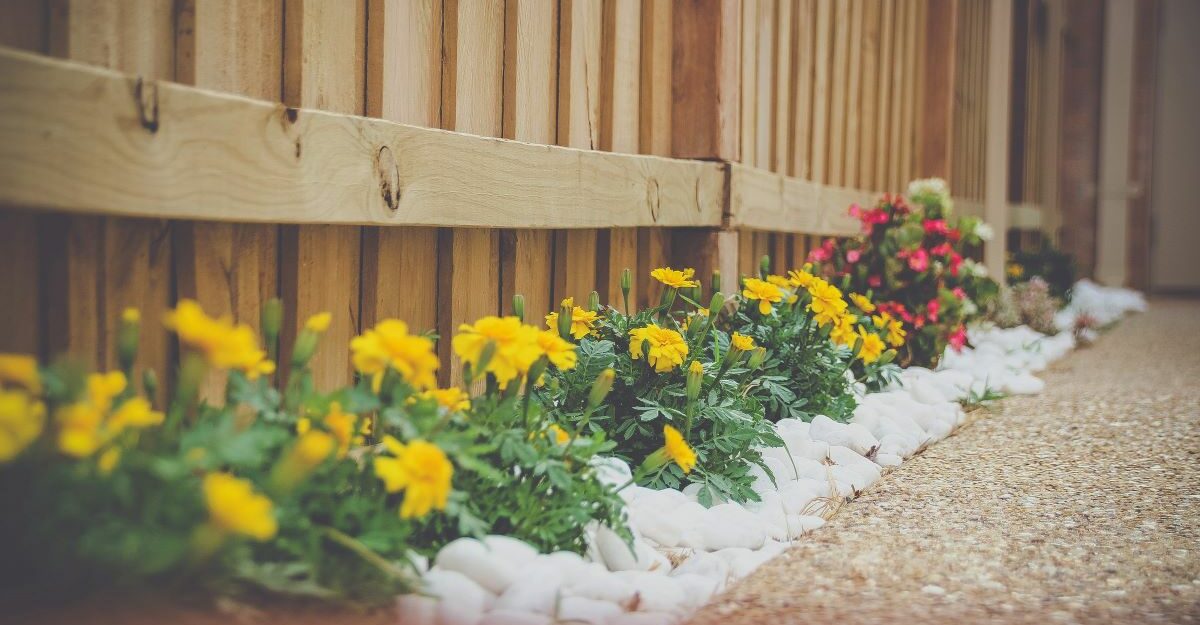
[808,180,999,367]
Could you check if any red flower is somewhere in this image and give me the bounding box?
[846,249,861,263]
[947,228,962,242]
[906,248,929,272]
[922,219,949,236]
[949,325,968,352]
[927,298,940,323]
[868,274,882,288]
[949,253,963,276]
[913,315,926,329]
[931,242,953,257]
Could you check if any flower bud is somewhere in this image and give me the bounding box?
[525,356,549,392]
[470,341,497,383]
[711,270,722,293]
[262,298,283,357]
[759,255,771,279]
[685,360,703,403]
[512,294,525,322]
[588,290,601,312]
[707,292,725,318]
[117,307,141,373]
[746,346,768,370]
[270,429,335,495]
[557,300,573,340]
[879,349,897,365]
[587,368,615,409]
[142,368,159,402]
[290,330,320,369]
[620,268,632,299]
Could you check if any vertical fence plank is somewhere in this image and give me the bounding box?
[827,0,849,185]
[598,0,641,306]
[920,0,957,180]
[809,0,832,183]
[898,0,918,185]
[740,0,758,167]
[175,0,282,400]
[754,0,776,169]
[281,0,365,390]
[364,0,441,337]
[554,0,602,306]
[671,0,740,161]
[773,0,794,174]
[886,1,906,190]
[857,0,879,190]
[0,2,45,355]
[873,0,894,191]
[501,0,557,320]
[843,0,863,188]
[43,1,174,403]
[637,0,671,311]
[440,0,504,384]
[790,0,813,179]
[984,0,1012,278]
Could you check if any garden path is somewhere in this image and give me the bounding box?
[689,298,1200,624]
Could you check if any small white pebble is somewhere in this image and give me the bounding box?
[921,585,946,596]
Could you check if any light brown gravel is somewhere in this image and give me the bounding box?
[689,298,1200,625]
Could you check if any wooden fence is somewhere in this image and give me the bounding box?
[0,0,996,395]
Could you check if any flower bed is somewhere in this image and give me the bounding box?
[0,181,1147,625]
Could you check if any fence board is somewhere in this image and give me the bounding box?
[827,0,849,185]
[809,0,832,183]
[857,0,879,189]
[790,0,814,179]
[281,0,364,390]
[440,0,504,385]
[500,0,556,319]
[773,0,794,175]
[728,163,866,235]
[843,0,863,188]
[740,0,758,168]
[363,0,441,336]
[599,0,641,306]
[754,0,776,170]
[638,0,671,311]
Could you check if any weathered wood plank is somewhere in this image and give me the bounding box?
[728,163,866,236]
[599,0,642,306]
[0,47,726,229]
[671,0,739,161]
[281,0,364,390]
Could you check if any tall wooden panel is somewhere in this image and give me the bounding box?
[638,0,672,311]
[501,0,557,320]
[555,0,603,306]
[280,0,365,390]
[671,0,740,161]
[364,0,441,336]
[440,0,504,384]
[920,0,958,180]
[599,0,641,306]
[809,0,832,183]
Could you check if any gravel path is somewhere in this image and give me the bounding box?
[689,299,1200,625]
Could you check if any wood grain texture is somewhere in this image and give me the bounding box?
[599,0,641,306]
[827,0,849,185]
[740,0,758,167]
[363,0,441,338]
[439,0,504,385]
[773,0,794,175]
[728,163,867,236]
[873,0,894,191]
[0,48,725,228]
[858,0,879,189]
[983,0,1012,279]
[671,0,739,161]
[637,0,671,312]
[555,0,603,305]
[754,0,775,170]
[809,0,832,183]
[281,0,365,390]
[790,0,814,179]
[500,0,556,319]
[923,0,958,181]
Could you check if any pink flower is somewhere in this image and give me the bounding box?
[949,325,968,352]
[907,248,929,272]
[846,249,861,263]
[927,298,940,323]
[949,253,963,276]
[807,247,830,263]
[913,315,926,329]
[952,287,967,300]
[923,219,949,236]
[868,275,882,288]
[931,242,953,257]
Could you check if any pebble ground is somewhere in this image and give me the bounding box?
[689,298,1200,625]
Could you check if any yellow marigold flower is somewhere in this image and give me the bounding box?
[351,320,440,390]
[299,402,367,458]
[56,402,105,458]
[849,293,876,313]
[295,429,336,467]
[629,324,689,373]
[537,330,578,371]
[305,312,332,333]
[742,278,784,315]
[97,447,121,475]
[787,269,816,289]
[545,305,599,340]
[122,308,141,324]
[165,300,274,379]
[203,472,277,541]
[730,332,756,352]
[0,353,41,395]
[453,316,542,389]
[0,389,45,463]
[56,372,162,459]
[1007,263,1025,279]
[107,396,164,431]
[650,267,700,289]
[765,275,792,289]
[872,312,907,348]
[855,326,886,364]
[807,279,848,324]
[414,388,472,413]
[662,425,696,474]
[547,424,570,445]
[374,436,453,519]
[830,313,857,347]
